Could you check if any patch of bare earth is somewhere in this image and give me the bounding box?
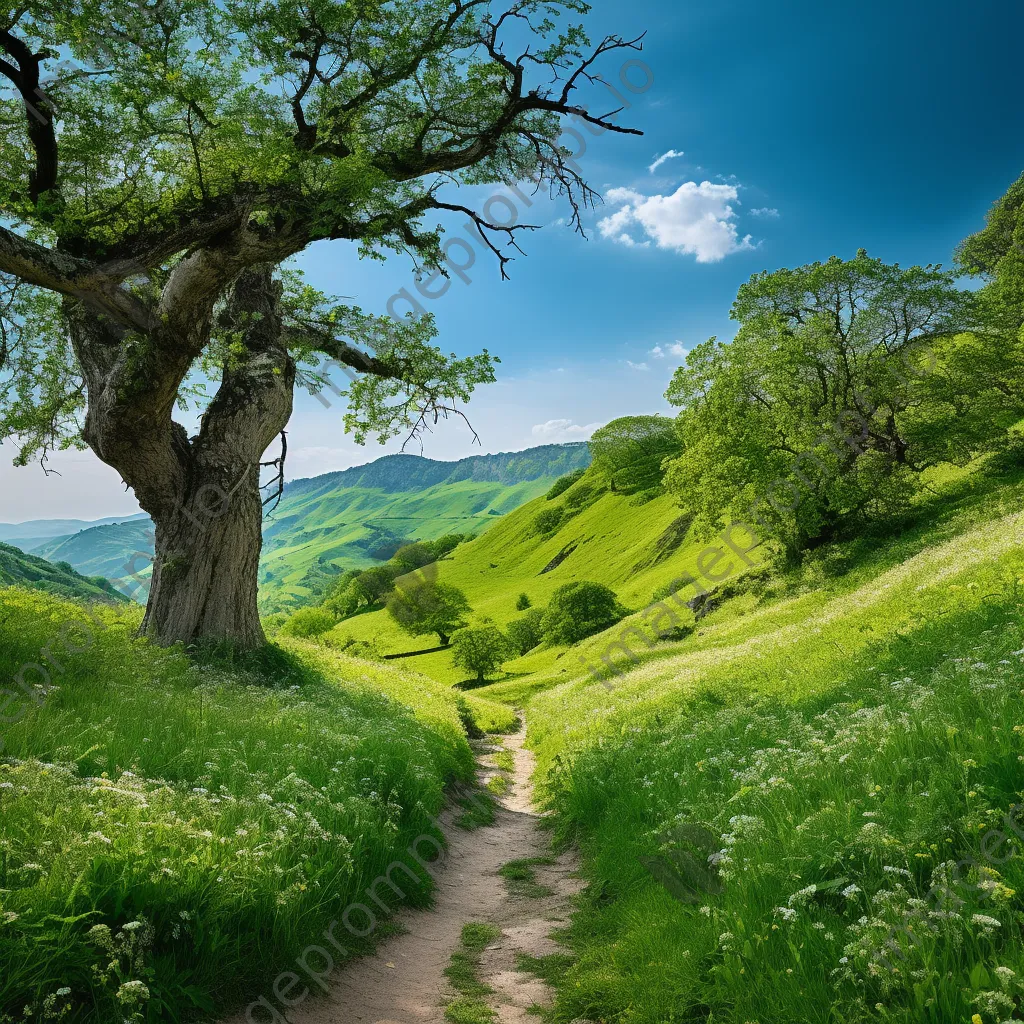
[227,718,580,1024]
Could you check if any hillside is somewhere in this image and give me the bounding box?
[35,519,156,594]
[0,586,513,1023]
[12,445,590,609]
[0,541,129,603]
[0,513,148,552]
[258,444,591,610]
[321,466,715,682]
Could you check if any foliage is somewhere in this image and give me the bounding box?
[515,592,532,611]
[0,588,474,1024]
[662,252,1019,558]
[450,625,510,684]
[505,608,545,656]
[279,605,336,638]
[546,467,586,500]
[387,578,471,645]
[588,415,681,492]
[541,581,626,645]
[532,507,564,536]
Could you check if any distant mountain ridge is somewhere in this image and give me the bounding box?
[0,541,129,603]
[283,444,591,497]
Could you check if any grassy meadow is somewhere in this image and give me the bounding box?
[0,589,490,1023]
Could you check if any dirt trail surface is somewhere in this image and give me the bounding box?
[227,718,582,1024]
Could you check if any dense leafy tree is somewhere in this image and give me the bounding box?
[387,577,470,646]
[546,467,586,499]
[506,606,544,654]
[515,592,531,610]
[450,624,509,683]
[588,415,681,492]
[391,542,438,574]
[662,252,1020,560]
[0,1,641,647]
[541,580,625,644]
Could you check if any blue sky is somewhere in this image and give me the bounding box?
[5,0,1024,520]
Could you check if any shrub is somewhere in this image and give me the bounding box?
[506,608,545,655]
[533,507,563,536]
[280,606,336,638]
[541,581,626,645]
[450,625,510,684]
[515,593,532,611]
[546,468,586,500]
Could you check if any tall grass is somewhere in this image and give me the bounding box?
[524,472,1024,1023]
[0,589,474,1022]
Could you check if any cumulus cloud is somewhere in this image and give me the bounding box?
[531,419,603,443]
[750,207,780,218]
[626,360,650,371]
[650,342,688,359]
[598,181,754,263]
[648,149,685,174]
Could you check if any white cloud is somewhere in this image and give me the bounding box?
[648,149,685,174]
[598,181,754,263]
[531,419,603,443]
[650,342,688,359]
[626,360,650,371]
[750,207,780,218]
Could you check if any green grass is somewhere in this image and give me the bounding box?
[514,952,574,987]
[518,464,1024,1023]
[443,922,501,1024]
[498,858,555,899]
[0,587,476,1023]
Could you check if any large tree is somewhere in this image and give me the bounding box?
[0,1,642,647]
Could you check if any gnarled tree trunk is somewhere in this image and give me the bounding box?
[70,263,294,649]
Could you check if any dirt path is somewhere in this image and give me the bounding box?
[232,719,581,1024]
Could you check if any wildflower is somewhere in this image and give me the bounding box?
[55,988,71,997]
[775,906,798,922]
[841,884,861,899]
[972,914,1001,928]
[115,981,150,1005]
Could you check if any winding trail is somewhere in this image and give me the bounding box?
[231,719,581,1024]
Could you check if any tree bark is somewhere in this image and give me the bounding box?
[142,469,265,647]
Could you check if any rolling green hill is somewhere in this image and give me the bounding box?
[15,444,590,609]
[320,466,716,682]
[259,444,591,610]
[0,542,130,603]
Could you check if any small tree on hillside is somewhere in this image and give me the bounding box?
[451,625,510,684]
[387,577,470,646]
[541,581,625,645]
[516,593,532,611]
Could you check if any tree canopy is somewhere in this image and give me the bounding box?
[541,579,624,644]
[450,624,509,683]
[662,251,1023,558]
[387,575,470,645]
[588,414,681,492]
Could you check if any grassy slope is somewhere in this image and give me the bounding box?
[0,588,480,1023]
[326,473,723,686]
[0,541,129,604]
[515,465,1024,1023]
[261,476,560,610]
